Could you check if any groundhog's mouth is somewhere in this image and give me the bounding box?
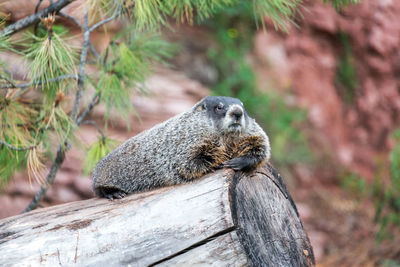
[228,123,243,132]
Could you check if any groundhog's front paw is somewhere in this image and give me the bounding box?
[99,187,127,200]
[106,191,127,200]
[223,157,251,171]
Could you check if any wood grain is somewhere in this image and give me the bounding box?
[0,170,234,266]
[231,164,315,266]
[0,164,315,266]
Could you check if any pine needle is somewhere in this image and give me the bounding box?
[164,0,234,24]
[40,106,74,144]
[83,137,119,175]
[0,96,42,184]
[0,97,37,147]
[133,0,166,31]
[85,0,119,25]
[27,146,46,185]
[93,32,173,125]
[324,0,361,9]
[25,31,77,101]
[252,0,301,31]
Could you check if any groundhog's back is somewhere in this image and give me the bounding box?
[92,108,217,194]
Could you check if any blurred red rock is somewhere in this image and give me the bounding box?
[253,0,400,180]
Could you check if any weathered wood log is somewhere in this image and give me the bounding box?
[0,164,314,266]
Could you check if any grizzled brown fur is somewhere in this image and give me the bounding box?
[92,96,271,199]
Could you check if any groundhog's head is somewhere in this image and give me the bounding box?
[195,96,249,134]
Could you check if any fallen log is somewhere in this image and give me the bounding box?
[0,163,315,266]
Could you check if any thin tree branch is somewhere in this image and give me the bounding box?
[0,74,77,89]
[81,120,105,139]
[89,13,119,33]
[23,91,101,214]
[87,1,131,33]
[25,7,91,212]
[24,144,66,212]
[76,93,100,126]
[0,0,76,37]
[86,1,136,33]
[70,8,89,122]
[0,74,16,88]
[57,11,81,28]
[88,42,100,59]
[0,140,37,151]
[34,0,44,14]
[57,12,100,59]
[33,0,45,35]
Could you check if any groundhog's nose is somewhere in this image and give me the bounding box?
[230,107,243,121]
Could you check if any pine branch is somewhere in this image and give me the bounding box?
[25,8,98,212]
[70,8,90,122]
[23,94,100,213]
[58,12,100,59]
[0,74,16,88]
[34,0,44,14]
[24,144,66,212]
[88,1,134,33]
[33,0,45,35]
[71,4,127,120]
[0,140,37,151]
[89,13,120,33]
[76,93,100,126]
[0,74,77,89]
[0,0,76,37]
[81,120,105,139]
[57,11,80,28]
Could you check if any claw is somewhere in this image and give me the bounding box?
[223,158,244,171]
[102,188,127,200]
[224,156,258,171]
[113,191,126,199]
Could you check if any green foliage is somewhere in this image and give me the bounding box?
[252,0,300,30]
[83,137,119,175]
[205,1,311,167]
[165,0,234,23]
[41,106,74,144]
[0,98,37,184]
[130,0,300,31]
[87,0,119,23]
[341,129,400,242]
[130,0,235,30]
[24,31,77,100]
[381,259,400,267]
[373,129,400,242]
[335,32,358,104]
[0,32,17,84]
[93,32,173,125]
[0,148,27,185]
[132,0,167,30]
[324,0,361,9]
[340,172,367,197]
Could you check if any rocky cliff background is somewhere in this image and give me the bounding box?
[1,0,400,265]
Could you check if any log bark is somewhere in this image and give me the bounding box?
[0,163,314,266]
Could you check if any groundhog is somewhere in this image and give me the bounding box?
[92,96,271,199]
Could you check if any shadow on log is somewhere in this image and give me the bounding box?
[0,163,314,266]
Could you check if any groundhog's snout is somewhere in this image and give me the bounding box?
[229,106,244,122]
[222,104,245,133]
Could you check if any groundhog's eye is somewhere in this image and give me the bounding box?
[215,103,224,113]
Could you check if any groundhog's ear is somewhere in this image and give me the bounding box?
[194,102,206,111]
